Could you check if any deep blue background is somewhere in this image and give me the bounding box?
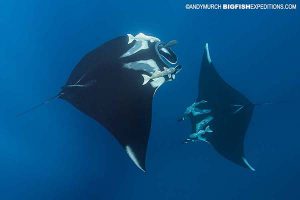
[0,0,299,199]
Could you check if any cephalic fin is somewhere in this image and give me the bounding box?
[164,40,177,48]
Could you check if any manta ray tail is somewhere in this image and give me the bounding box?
[17,93,62,117]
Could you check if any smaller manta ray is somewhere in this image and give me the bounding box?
[179,43,255,171]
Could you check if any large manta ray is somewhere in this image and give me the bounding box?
[57,33,181,172]
[179,43,255,171]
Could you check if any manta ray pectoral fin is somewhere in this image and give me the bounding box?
[242,157,256,171]
[125,145,146,172]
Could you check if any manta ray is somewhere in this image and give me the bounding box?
[61,33,181,172]
[179,43,255,171]
[21,33,181,172]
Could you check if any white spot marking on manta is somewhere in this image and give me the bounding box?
[121,40,147,58]
[242,157,256,171]
[123,59,159,74]
[205,43,212,64]
[121,33,160,58]
[125,145,145,172]
[127,34,134,44]
[135,33,160,43]
[123,59,165,88]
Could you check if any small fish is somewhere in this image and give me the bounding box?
[189,125,213,139]
[184,125,213,144]
[142,65,181,85]
[194,100,207,105]
[196,115,214,131]
[180,100,210,121]
[192,108,211,116]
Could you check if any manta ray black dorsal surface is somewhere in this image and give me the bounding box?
[197,43,255,171]
[59,33,180,172]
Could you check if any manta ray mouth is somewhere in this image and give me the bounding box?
[155,42,178,67]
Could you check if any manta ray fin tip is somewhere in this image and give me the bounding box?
[242,157,256,171]
[125,145,146,172]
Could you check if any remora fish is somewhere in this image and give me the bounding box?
[142,65,182,85]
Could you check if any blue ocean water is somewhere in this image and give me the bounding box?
[0,0,299,199]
